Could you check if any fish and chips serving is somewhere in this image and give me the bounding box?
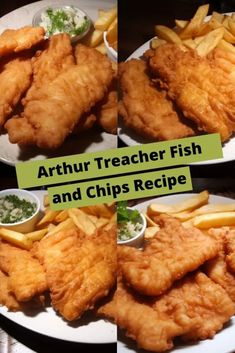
[119,4,235,144]
[0,194,116,322]
[97,191,235,352]
[1,189,235,350]
[0,6,117,151]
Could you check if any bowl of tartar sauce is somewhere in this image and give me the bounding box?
[33,5,91,42]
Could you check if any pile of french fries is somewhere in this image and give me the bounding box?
[84,6,117,54]
[0,195,116,250]
[144,190,235,239]
[151,4,235,56]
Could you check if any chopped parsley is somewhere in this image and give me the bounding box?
[0,195,36,224]
[39,7,90,37]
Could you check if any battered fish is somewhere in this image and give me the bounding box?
[204,228,235,302]
[98,272,235,352]
[150,44,235,141]
[5,45,114,148]
[0,26,45,56]
[23,33,74,103]
[33,228,116,321]
[225,229,235,273]
[0,55,32,126]
[0,269,20,311]
[120,215,219,296]
[119,59,195,141]
[0,242,47,302]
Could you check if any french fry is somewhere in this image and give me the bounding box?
[144,213,160,227]
[47,223,56,232]
[179,4,209,39]
[83,29,103,47]
[222,15,230,29]
[196,27,224,56]
[144,226,160,239]
[150,37,166,49]
[47,218,76,236]
[228,18,235,36]
[183,38,197,49]
[107,18,117,45]
[54,210,69,223]
[80,204,113,218]
[26,228,48,241]
[223,28,235,44]
[175,19,188,29]
[95,42,106,54]
[148,191,209,215]
[172,203,235,222]
[217,39,235,54]
[43,194,50,207]
[211,11,224,23]
[96,217,109,229]
[194,35,205,45]
[192,212,235,229]
[103,213,116,230]
[94,7,117,31]
[68,209,97,236]
[0,228,32,249]
[155,25,182,44]
[37,210,59,227]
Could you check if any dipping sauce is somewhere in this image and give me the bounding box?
[0,195,36,224]
[39,6,90,37]
[117,201,143,241]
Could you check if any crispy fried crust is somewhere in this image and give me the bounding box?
[0,242,47,302]
[5,45,114,148]
[0,269,20,311]
[119,59,195,140]
[120,215,219,296]
[0,26,45,56]
[150,44,235,141]
[33,228,116,321]
[0,56,32,126]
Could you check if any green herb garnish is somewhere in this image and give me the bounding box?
[117,201,140,223]
[0,195,36,224]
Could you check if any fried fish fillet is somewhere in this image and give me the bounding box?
[0,56,32,126]
[98,272,234,352]
[204,228,235,302]
[0,242,47,302]
[33,228,116,321]
[96,89,117,134]
[225,229,235,273]
[150,44,235,142]
[0,26,45,56]
[119,59,195,141]
[5,45,114,148]
[0,269,20,311]
[209,48,235,77]
[120,215,219,296]
[98,275,197,352]
[23,33,74,103]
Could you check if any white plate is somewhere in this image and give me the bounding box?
[118,193,235,353]
[0,0,117,166]
[0,190,117,343]
[118,32,235,165]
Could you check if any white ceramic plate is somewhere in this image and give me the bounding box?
[0,0,117,166]
[118,18,235,165]
[0,190,116,343]
[118,193,235,353]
